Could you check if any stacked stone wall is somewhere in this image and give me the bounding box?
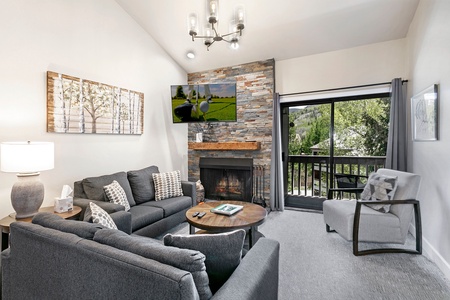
[187,59,274,205]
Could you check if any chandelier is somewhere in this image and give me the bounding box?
[188,0,245,50]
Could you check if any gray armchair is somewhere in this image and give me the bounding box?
[323,168,422,256]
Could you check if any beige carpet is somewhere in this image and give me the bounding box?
[163,209,450,299]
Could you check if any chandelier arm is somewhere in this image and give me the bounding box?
[193,35,215,39]
[211,23,220,37]
[207,40,216,50]
[220,30,241,38]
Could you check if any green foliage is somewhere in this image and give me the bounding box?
[288,98,390,156]
[362,98,390,156]
[175,85,186,99]
[302,116,330,154]
[172,97,236,122]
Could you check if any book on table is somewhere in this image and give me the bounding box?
[210,203,244,215]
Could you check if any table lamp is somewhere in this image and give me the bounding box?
[1,141,54,219]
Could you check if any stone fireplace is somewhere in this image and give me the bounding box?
[187,59,274,207]
[200,157,253,202]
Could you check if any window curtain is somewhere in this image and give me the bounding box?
[385,78,407,171]
[270,93,284,211]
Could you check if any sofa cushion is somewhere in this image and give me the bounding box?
[94,229,212,300]
[84,202,118,230]
[32,212,103,239]
[164,229,246,293]
[361,173,398,213]
[104,180,131,211]
[82,172,136,206]
[152,170,183,201]
[127,166,159,204]
[141,196,192,217]
[129,205,164,231]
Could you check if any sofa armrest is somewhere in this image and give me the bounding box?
[212,238,280,300]
[73,197,125,220]
[110,211,132,234]
[181,181,197,206]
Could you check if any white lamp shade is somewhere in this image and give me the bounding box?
[1,142,54,173]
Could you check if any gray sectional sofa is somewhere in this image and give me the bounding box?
[1,213,280,300]
[73,166,197,237]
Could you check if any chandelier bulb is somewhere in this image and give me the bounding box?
[188,1,245,50]
[230,38,239,50]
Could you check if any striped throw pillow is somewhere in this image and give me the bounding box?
[152,170,184,201]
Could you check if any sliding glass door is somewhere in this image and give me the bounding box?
[282,94,390,210]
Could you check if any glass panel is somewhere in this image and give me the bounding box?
[284,96,390,207]
[288,103,331,197]
[332,97,390,198]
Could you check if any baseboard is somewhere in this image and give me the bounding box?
[422,235,450,281]
[410,223,450,280]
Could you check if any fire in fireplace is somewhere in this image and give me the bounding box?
[200,157,253,202]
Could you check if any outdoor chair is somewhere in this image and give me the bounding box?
[323,168,422,256]
[328,173,367,199]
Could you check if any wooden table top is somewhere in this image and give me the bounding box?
[186,201,267,231]
[0,206,82,233]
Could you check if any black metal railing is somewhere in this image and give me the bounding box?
[288,155,386,198]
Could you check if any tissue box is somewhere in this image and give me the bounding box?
[54,197,73,213]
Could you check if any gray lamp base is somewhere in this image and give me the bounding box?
[11,173,44,219]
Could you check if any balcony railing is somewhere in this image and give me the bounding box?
[287,155,386,198]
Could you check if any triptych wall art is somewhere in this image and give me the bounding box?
[47,71,144,135]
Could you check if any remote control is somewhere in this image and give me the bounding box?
[192,212,199,217]
[197,212,206,218]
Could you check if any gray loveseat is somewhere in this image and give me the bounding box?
[1,214,280,300]
[73,166,196,237]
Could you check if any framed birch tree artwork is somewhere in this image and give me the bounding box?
[47,71,144,134]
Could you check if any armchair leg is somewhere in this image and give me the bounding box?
[326,224,335,232]
[353,201,422,256]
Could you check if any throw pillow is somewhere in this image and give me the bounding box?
[127,166,160,204]
[152,170,183,201]
[94,229,212,300]
[85,202,118,229]
[103,180,131,211]
[361,173,398,213]
[164,229,246,293]
[81,172,136,206]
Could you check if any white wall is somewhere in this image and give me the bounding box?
[0,0,188,215]
[276,39,407,94]
[276,5,450,279]
[406,0,450,279]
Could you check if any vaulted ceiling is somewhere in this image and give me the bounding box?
[115,0,419,73]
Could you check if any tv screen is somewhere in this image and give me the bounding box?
[171,83,237,123]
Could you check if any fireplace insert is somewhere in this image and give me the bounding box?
[200,157,253,202]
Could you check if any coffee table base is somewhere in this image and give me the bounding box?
[186,201,267,249]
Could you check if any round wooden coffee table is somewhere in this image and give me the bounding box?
[186,201,267,248]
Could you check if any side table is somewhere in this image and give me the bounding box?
[0,206,82,251]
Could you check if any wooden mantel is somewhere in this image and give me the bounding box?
[188,142,261,151]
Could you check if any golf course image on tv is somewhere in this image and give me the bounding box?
[171,83,237,123]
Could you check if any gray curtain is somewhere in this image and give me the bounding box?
[385,78,407,171]
[270,93,284,211]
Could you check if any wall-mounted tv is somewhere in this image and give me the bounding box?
[171,83,237,123]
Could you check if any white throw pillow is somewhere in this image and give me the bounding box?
[361,173,398,213]
[88,202,118,229]
[103,180,130,211]
[152,170,184,201]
